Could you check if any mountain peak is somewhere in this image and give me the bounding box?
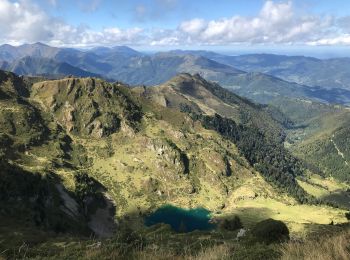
[33,42,50,47]
[167,72,208,84]
[111,45,141,56]
[112,45,135,51]
[0,43,15,48]
[21,42,53,49]
[89,45,141,57]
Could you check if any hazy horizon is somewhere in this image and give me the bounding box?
[3,41,350,59]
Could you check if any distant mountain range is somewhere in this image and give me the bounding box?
[1,43,350,105]
[0,56,100,78]
[169,50,350,89]
[207,53,350,90]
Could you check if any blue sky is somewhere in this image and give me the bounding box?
[1,0,350,54]
[38,0,350,30]
[43,0,264,29]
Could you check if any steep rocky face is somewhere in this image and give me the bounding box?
[31,77,142,138]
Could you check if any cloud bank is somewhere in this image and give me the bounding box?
[0,0,144,46]
[176,1,332,45]
[0,0,348,47]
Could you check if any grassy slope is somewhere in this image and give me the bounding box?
[3,73,348,219]
[0,72,349,259]
[138,73,286,141]
[284,101,350,183]
[269,98,350,208]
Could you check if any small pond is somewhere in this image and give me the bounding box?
[144,205,215,232]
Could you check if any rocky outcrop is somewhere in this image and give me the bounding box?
[31,77,142,138]
[147,139,190,175]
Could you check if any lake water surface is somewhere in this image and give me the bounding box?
[144,205,214,232]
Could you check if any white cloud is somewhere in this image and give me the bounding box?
[151,36,179,46]
[179,19,206,35]
[49,25,145,47]
[174,0,330,45]
[0,0,53,43]
[0,0,144,47]
[308,35,350,46]
[1,0,350,47]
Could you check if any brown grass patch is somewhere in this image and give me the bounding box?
[281,228,350,260]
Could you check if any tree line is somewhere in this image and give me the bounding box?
[193,113,311,203]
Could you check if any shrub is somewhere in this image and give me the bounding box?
[252,218,289,244]
[220,216,243,231]
[114,227,146,249]
[345,212,350,220]
[74,172,98,202]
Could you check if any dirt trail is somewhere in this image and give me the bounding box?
[331,135,349,166]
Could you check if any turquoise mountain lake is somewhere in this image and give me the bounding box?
[144,205,214,232]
